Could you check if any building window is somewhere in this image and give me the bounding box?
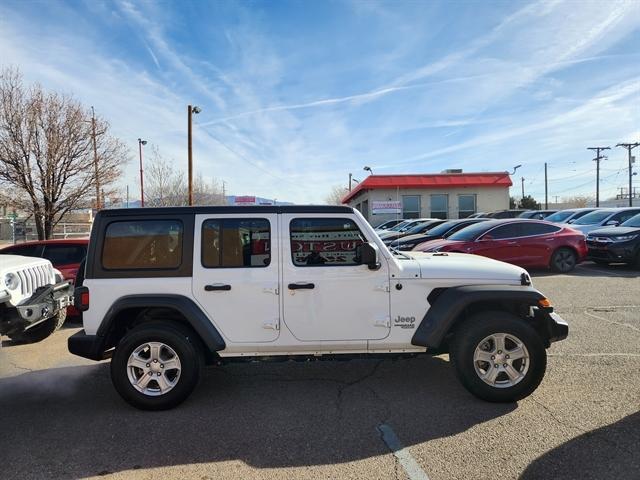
[290,218,366,266]
[430,194,448,219]
[458,194,477,218]
[202,218,271,268]
[402,195,421,219]
[361,199,369,220]
[102,220,183,270]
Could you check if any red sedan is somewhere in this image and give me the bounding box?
[413,219,587,272]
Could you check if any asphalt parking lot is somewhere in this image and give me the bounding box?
[1,262,638,480]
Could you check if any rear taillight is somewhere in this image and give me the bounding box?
[75,286,90,311]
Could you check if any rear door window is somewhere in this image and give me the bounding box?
[201,218,270,268]
[484,223,523,239]
[519,223,561,236]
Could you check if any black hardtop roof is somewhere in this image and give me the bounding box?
[98,205,354,217]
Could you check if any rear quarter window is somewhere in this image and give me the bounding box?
[102,220,183,270]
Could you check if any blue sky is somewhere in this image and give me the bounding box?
[1,0,639,204]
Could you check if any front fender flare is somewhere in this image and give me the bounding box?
[411,285,545,348]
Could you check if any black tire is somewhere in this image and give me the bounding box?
[550,247,577,273]
[450,311,547,402]
[634,251,640,269]
[8,308,67,344]
[110,322,203,410]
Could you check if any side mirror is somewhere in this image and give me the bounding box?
[605,220,620,226]
[356,242,381,270]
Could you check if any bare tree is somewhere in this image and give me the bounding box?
[0,68,128,239]
[144,146,225,206]
[561,195,593,208]
[325,184,348,205]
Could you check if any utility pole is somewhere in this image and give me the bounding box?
[554,195,559,205]
[349,173,353,191]
[187,105,202,206]
[91,107,100,210]
[544,163,548,209]
[588,146,610,207]
[521,176,525,200]
[616,143,639,207]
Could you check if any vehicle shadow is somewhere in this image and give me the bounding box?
[520,411,640,480]
[529,262,639,279]
[0,355,515,479]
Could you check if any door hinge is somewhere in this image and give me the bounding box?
[375,284,390,292]
[374,316,391,328]
[262,319,280,330]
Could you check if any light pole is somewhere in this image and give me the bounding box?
[138,138,147,207]
[188,105,202,206]
[363,166,373,175]
[510,164,522,175]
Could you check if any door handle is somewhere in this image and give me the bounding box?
[204,284,232,291]
[288,282,315,290]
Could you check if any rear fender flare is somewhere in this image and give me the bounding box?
[97,294,226,352]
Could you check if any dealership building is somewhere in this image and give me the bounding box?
[341,170,512,224]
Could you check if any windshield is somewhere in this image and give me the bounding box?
[389,221,411,231]
[405,222,432,235]
[621,213,640,228]
[422,221,458,237]
[572,210,614,225]
[545,210,575,222]
[447,221,493,241]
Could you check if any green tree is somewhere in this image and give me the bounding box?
[519,195,540,210]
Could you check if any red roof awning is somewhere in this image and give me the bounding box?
[342,172,512,203]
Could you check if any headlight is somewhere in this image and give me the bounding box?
[4,272,21,290]
[612,234,638,242]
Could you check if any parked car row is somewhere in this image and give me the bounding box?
[374,207,640,272]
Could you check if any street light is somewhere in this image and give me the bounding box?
[363,166,373,175]
[510,164,522,175]
[188,104,202,206]
[138,138,147,207]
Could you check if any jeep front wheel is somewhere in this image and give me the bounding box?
[450,311,546,402]
[110,322,202,410]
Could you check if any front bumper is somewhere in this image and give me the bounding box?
[1,281,74,336]
[587,242,637,263]
[546,312,569,343]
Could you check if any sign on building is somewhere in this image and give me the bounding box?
[371,201,402,215]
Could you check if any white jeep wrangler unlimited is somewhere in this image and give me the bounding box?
[69,206,568,410]
[1,254,73,343]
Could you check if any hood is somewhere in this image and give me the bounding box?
[402,251,528,284]
[587,226,640,237]
[564,223,598,234]
[0,254,52,271]
[377,230,403,240]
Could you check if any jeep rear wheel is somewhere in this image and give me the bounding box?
[450,311,546,402]
[110,322,202,410]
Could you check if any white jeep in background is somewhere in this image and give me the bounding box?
[1,254,73,343]
[69,205,568,410]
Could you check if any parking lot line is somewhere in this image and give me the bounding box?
[378,423,430,480]
[584,310,640,333]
